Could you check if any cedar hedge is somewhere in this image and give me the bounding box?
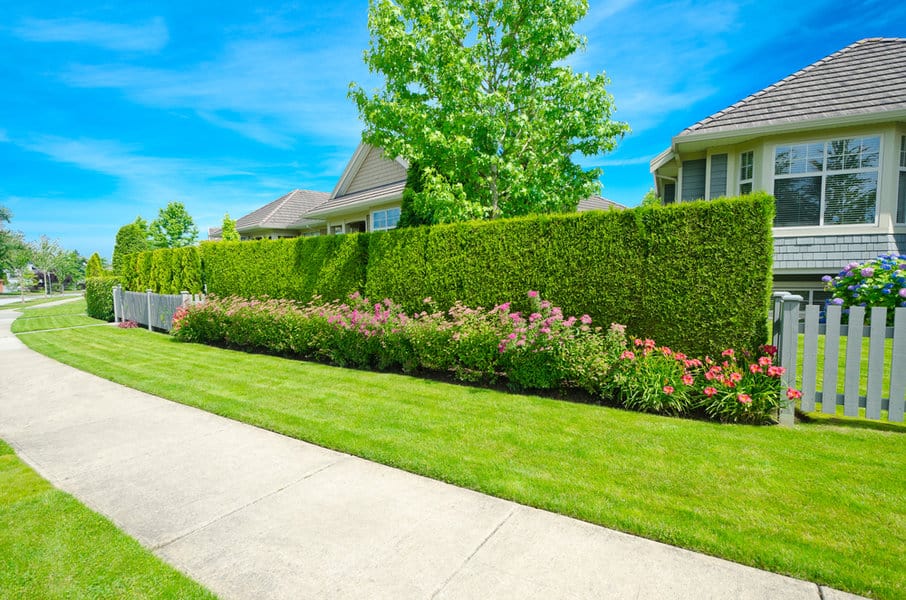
[121,194,774,356]
[120,247,203,294]
[86,276,121,321]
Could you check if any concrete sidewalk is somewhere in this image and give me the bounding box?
[0,309,862,600]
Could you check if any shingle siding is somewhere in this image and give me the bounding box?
[773,234,906,272]
[346,146,407,194]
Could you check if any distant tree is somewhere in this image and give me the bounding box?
[112,217,152,274]
[150,202,199,248]
[30,236,64,295]
[349,0,629,222]
[86,252,105,278]
[221,213,240,242]
[55,250,86,290]
[641,188,661,208]
[0,205,19,280]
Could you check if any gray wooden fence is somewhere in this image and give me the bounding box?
[112,286,198,332]
[773,292,906,425]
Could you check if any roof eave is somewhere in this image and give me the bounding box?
[649,148,675,172]
[674,108,906,147]
[304,195,403,219]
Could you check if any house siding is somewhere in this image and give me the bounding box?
[773,233,906,272]
[346,147,407,194]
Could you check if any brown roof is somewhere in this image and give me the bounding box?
[577,195,625,211]
[234,189,329,232]
[680,38,906,136]
[303,180,406,218]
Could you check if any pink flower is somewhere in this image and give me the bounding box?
[580,314,592,325]
[729,372,743,383]
[722,349,735,357]
[787,388,803,400]
[527,290,539,298]
[703,386,718,397]
[682,373,694,386]
[674,352,687,361]
[767,365,785,377]
[529,313,542,322]
[620,350,636,360]
[758,356,772,367]
[661,347,673,357]
[423,296,433,304]
[737,393,752,405]
[749,364,762,374]
[634,339,643,347]
[663,385,674,395]
[761,344,778,356]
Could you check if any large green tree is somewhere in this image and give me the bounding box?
[30,236,63,295]
[350,0,629,222]
[112,217,151,274]
[150,202,198,248]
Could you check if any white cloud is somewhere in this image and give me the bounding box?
[597,155,656,167]
[14,17,169,53]
[62,38,370,149]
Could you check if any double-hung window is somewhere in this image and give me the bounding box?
[898,136,906,224]
[371,207,401,232]
[773,136,880,227]
[739,151,754,194]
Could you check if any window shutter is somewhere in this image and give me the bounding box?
[709,154,728,199]
[681,159,706,201]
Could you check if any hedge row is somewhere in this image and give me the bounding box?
[86,276,121,321]
[122,194,774,356]
[120,247,203,294]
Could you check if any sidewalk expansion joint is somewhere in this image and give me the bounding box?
[151,456,348,551]
[428,505,516,599]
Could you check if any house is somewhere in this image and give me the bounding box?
[650,37,906,303]
[208,189,329,241]
[211,143,625,240]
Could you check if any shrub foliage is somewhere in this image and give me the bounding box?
[86,276,121,321]
[125,194,774,355]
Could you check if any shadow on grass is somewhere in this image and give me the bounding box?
[797,410,906,434]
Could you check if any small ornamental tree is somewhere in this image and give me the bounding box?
[86,252,105,278]
[150,202,199,248]
[221,213,240,242]
[112,218,151,274]
[350,0,629,223]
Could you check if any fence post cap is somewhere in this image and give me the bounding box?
[146,289,153,293]
[772,291,790,298]
[180,290,189,295]
[781,294,804,303]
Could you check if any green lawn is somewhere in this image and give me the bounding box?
[17,325,906,599]
[10,299,103,334]
[0,439,214,599]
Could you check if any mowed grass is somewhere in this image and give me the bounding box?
[0,439,215,599]
[0,295,80,310]
[10,298,103,334]
[18,326,906,599]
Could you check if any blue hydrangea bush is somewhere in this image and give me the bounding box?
[823,255,906,324]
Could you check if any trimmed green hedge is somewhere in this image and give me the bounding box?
[86,277,121,321]
[199,235,367,302]
[121,194,774,355]
[120,247,203,294]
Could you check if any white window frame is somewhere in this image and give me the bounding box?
[739,150,754,194]
[772,135,882,227]
[371,207,401,232]
[898,135,906,224]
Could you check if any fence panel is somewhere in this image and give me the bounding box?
[113,286,191,332]
[775,292,906,424]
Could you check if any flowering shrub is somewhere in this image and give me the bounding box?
[614,342,791,423]
[117,320,139,329]
[823,255,906,324]
[171,292,792,425]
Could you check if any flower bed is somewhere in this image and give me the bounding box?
[172,292,790,424]
[823,254,906,324]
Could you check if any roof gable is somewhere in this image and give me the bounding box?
[331,143,408,199]
[680,38,906,137]
[235,189,329,232]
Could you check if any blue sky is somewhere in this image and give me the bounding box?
[1,1,903,258]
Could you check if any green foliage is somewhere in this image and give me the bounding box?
[221,213,240,242]
[150,201,199,248]
[85,253,104,278]
[640,188,660,208]
[85,277,121,321]
[119,247,203,294]
[349,0,629,221]
[198,236,367,302]
[112,219,151,274]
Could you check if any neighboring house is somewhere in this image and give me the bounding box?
[211,143,625,240]
[208,189,329,241]
[650,37,906,303]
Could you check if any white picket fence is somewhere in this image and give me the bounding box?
[773,292,906,424]
[112,286,201,332]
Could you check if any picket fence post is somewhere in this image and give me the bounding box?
[146,289,153,332]
[778,294,802,427]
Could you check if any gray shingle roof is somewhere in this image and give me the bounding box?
[304,180,406,218]
[235,189,330,232]
[577,195,625,211]
[680,38,906,136]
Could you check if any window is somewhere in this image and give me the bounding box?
[709,154,728,199]
[681,159,706,201]
[371,207,401,231]
[773,136,880,227]
[739,151,754,194]
[898,136,906,224]
[330,224,344,235]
